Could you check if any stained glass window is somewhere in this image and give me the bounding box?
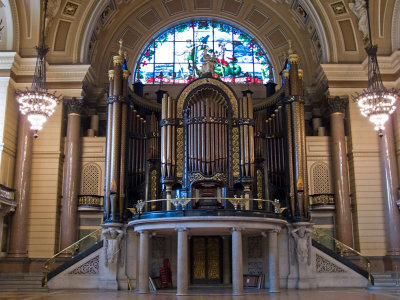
[135,20,273,85]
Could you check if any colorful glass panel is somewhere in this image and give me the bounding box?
[135,20,273,84]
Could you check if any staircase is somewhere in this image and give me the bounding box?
[369,272,400,290]
[0,273,47,292]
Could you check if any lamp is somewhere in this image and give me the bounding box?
[352,0,398,136]
[15,0,60,138]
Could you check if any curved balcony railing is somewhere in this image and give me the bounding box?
[128,197,285,219]
[78,195,103,211]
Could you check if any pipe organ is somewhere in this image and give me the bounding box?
[103,43,308,222]
[186,88,228,176]
[161,93,176,179]
[239,91,255,178]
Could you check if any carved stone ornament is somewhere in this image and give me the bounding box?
[291,226,312,265]
[316,254,345,273]
[103,228,125,267]
[65,97,84,115]
[349,0,369,41]
[327,96,348,114]
[69,256,99,275]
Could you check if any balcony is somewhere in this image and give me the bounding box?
[129,197,284,220]
[78,195,103,211]
[309,194,335,210]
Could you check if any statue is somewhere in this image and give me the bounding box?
[349,0,369,41]
[103,227,124,266]
[291,226,312,265]
[201,49,215,76]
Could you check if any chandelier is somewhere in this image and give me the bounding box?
[15,0,59,138]
[352,0,398,136]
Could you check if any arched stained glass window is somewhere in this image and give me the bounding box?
[135,20,273,84]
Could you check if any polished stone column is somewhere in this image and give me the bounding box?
[223,236,231,284]
[8,115,33,257]
[268,229,280,292]
[176,227,188,295]
[379,117,400,256]
[60,98,84,251]
[138,230,149,293]
[327,96,353,248]
[232,227,243,295]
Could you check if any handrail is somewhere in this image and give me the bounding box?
[42,228,102,287]
[128,197,283,214]
[312,227,372,284]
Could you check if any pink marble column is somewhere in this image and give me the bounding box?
[60,98,84,251]
[379,117,400,256]
[327,96,354,248]
[8,115,33,257]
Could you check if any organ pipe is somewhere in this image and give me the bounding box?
[160,93,176,179]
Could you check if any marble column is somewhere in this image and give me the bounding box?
[176,227,188,295]
[223,236,231,284]
[138,230,149,293]
[8,115,33,257]
[268,229,280,292]
[327,96,353,248]
[379,117,400,256]
[60,98,84,251]
[232,227,243,295]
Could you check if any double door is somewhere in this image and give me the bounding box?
[191,236,222,284]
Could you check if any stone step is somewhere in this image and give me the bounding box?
[0,273,46,292]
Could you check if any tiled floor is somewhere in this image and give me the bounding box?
[0,289,399,300]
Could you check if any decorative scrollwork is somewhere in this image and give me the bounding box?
[188,172,227,183]
[176,127,184,178]
[316,254,345,273]
[232,127,240,177]
[69,256,99,275]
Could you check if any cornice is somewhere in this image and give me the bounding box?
[316,50,400,89]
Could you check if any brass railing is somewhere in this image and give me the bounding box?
[128,197,283,214]
[309,194,335,206]
[312,227,372,284]
[42,228,102,287]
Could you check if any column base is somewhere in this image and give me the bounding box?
[269,289,280,293]
[7,251,28,258]
[383,255,400,271]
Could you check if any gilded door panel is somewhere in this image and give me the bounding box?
[191,236,222,284]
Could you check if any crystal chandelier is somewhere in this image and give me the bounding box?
[15,0,59,138]
[352,0,398,136]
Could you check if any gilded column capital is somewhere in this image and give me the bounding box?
[298,69,303,79]
[327,96,348,115]
[123,70,129,80]
[289,53,299,64]
[282,69,289,79]
[65,97,84,115]
[108,70,115,80]
[113,55,123,66]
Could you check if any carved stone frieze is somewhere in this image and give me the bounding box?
[316,254,345,273]
[69,256,99,275]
